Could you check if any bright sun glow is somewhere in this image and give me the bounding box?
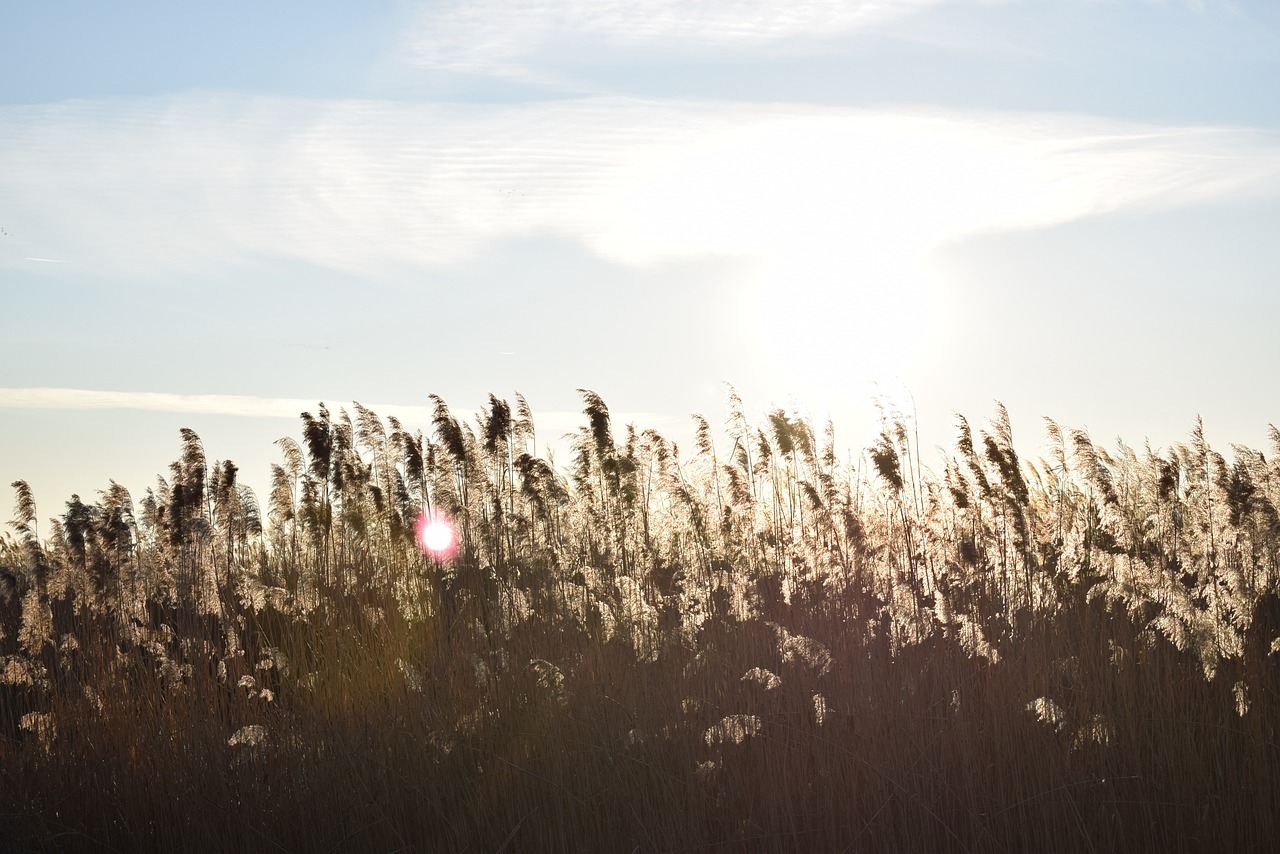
[601,113,1018,387]
[416,511,457,559]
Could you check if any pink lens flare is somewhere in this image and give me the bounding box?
[415,510,458,559]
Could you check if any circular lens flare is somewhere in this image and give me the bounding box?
[415,510,457,559]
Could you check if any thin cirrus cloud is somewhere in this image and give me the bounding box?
[0,387,409,420]
[405,0,955,78]
[3,95,1279,285]
[0,387,678,436]
[403,0,1243,81]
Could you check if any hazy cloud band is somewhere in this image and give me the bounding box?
[0,388,679,436]
[3,96,1279,283]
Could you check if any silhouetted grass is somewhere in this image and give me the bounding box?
[2,389,1277,851]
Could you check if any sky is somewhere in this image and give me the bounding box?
[2,0,1279,533]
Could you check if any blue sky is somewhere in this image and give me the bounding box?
[2,0,1279,530]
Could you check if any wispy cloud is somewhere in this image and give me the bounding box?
[0,387,386,420]
[401,0,1273,82]
[406,0,955,79]
[0,388,682,437]
[3,95,1278,287]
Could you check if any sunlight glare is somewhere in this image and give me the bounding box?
[601,113,1019,393]
[416,511,457,559]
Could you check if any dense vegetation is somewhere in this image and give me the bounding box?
[2,389,1278,852]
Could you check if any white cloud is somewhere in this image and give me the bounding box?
[4,95,1278,289]
[406,0,959,78]
[399,0,1276,83]
[0,387,402,419]
[12,93,1275,398]
[0,388,681,438]
[600,111,1280,263]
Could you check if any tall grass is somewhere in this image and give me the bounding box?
[2,389,1278,851]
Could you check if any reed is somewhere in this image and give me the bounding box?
[1,389,1277,851]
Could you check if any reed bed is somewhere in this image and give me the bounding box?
[2,389,1277,852]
